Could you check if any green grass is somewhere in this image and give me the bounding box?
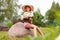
[0,27,60,40]
[55,10,60,26]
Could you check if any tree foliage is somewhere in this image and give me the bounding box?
[51,1,56,10]
[45,10,56,25]
[45,1,60,26]
[0,0,20,22]
[33,9,45,27]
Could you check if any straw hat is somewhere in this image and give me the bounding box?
[22,5,34,12]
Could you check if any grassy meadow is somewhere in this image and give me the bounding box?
[0,26,60,40]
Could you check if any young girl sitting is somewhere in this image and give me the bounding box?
[20,5,44,38]
[21,5,34,23]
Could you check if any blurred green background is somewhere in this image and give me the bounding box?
[0,0,60,40]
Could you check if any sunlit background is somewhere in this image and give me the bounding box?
[17,0,60,16]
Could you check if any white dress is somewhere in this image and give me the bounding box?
[20,12,34,20]
[20,12,34,26]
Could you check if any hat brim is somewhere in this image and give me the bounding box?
[22,5,34,11]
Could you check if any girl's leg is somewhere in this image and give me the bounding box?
[28,24,43,37]
[25,23,37,38]
[31,25,43,37]
[26,24,37,38]
[36,27,43,36]
[25,24,43,37]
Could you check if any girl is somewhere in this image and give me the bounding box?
[20,5,44,38]
[21,5,34,23]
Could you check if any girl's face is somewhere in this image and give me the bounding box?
[26,7,30,12]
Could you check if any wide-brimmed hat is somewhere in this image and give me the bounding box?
[22,5,34,12]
